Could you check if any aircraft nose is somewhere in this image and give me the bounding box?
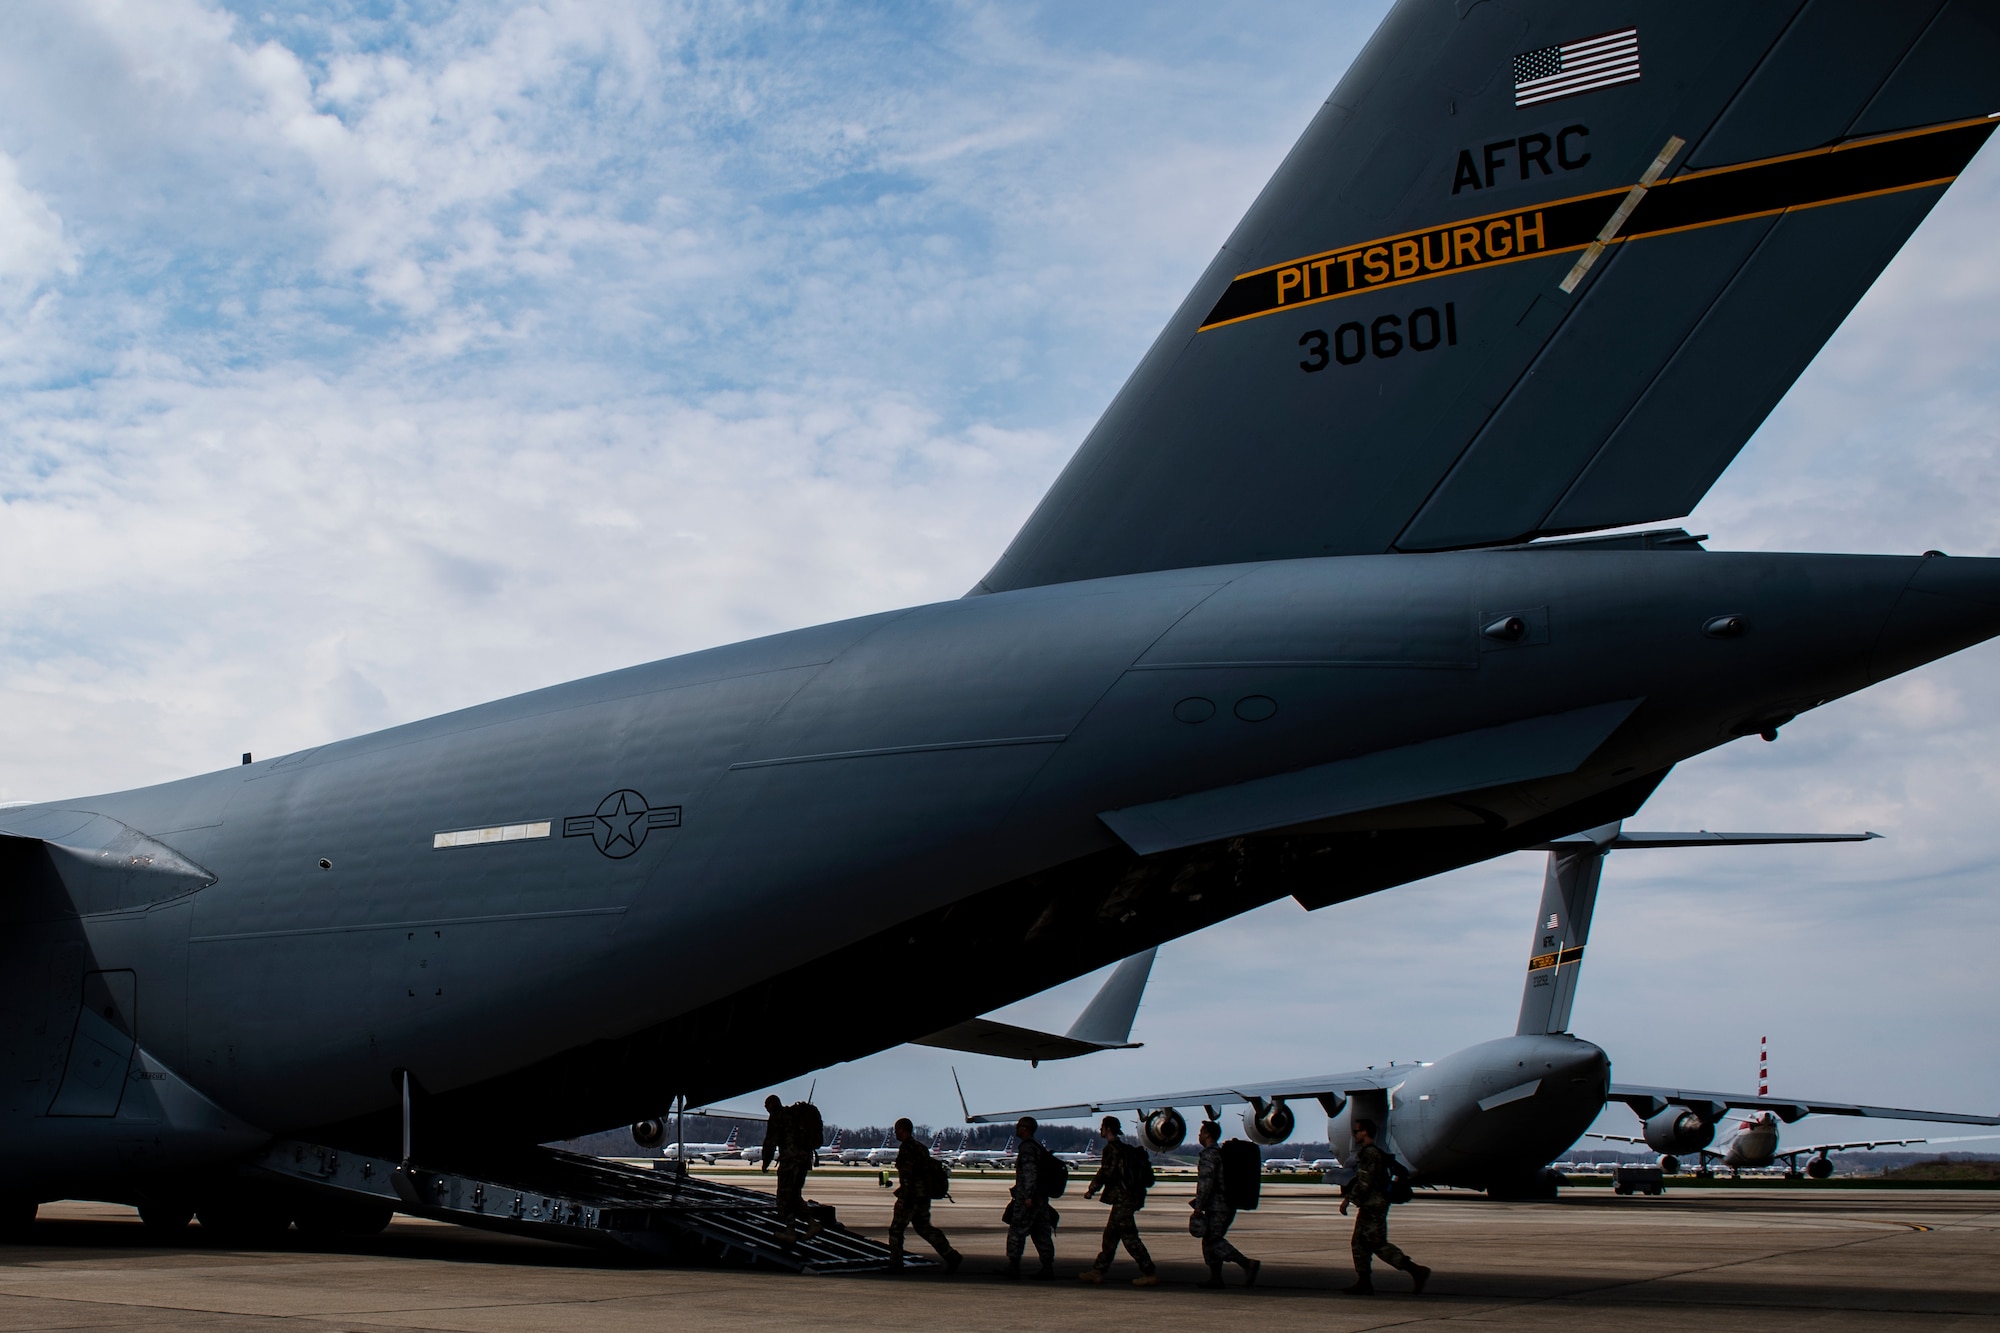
[1872,555,2000,684]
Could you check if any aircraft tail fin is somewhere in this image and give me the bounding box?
[1516,824,1613,1035]
[979,0,2000,594]
[1517,826,1877,1034]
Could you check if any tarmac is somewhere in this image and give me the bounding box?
[3,1173,1997,1331]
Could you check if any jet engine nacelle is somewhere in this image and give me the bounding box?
[1241,1097,1295,1146]
[1643,1107,1715,1154]
[1805,1155,1834,1180]
[1139,1108,1186,1154]
[1658,1154,1681,1176]
[631,1119,666,1149]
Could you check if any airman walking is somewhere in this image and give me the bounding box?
[1080,1115,1158,1286]
[887,1117,962,1273]
[1339,1118,1430,1295]
[1003,1116,1059,1279]
[760,1093,825,1245]
[1191,1119,1261,1289]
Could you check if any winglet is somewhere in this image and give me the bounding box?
[1064,948,1157,1046]
[914,950,1158,1061]
[952,1067,973,1125]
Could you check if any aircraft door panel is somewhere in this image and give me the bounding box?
[49,970,137,1117]
[187,909,629,1128]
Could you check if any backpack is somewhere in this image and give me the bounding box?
[1042,1145,1070,1198]
[1220,1139,1262,1211]
[1386,1155,1414,1205]
[1122,1144,1156,1199]
[791,1102,824,1153]
[922,1155,952,1199]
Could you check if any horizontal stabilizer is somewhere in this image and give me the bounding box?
[915,949,1156,1062]
[1100,699,1639,855]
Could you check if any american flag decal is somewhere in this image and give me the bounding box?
[1513,28,1641,107]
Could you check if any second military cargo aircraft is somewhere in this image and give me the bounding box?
[966,827,2000,1196]
[4,0,2000,1230]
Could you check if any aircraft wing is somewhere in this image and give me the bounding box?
[1531,831,1879,850]
[1610,1084,2000,1126]
[963,1070,1395,1125]
[914,1019,1133,1063]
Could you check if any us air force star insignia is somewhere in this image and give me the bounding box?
[563,789,683,859]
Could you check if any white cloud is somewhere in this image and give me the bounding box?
[0,151,75,305]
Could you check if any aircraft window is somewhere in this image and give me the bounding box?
[433,821,552,849]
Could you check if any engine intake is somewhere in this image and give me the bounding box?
[631,1118,666,1149]
[1805,1155,1834,1180]
[1643,1106,1715,1154]
[1241,1096,1295,1145]
[1139,1107,1186,1154]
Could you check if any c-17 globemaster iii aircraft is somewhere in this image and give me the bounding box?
[966,826,2000,1197]
[4,0,2000,1252]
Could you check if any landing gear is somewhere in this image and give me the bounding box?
[197,1196,293,1247]
[0,1198,36,1243]
[293,1196,394,1239]
[1485,1171,1561,1201]
[137,1202,194,1239]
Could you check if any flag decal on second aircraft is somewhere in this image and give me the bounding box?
[1513,29,1641,107]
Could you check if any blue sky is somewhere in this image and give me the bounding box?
[2,1,1998,1150]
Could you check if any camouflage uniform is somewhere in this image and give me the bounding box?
[888,1136,958,1266]
[1192,1143,1250,1270]
[1086,1138,1155,1277]
[1345,1141,1421,1284]
[761,1103,820,1240]
[1005,1138,1057,1275]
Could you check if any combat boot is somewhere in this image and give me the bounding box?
[1031,1264,1055,1280]
[1200,1263,1226,1289]
[944,1250,963,1276]
[1077,1269,1105,1283]
[1343,1268,1375,1296]
[1407,1263,1432,1294]
[1133,1272,1159,1287]
[1242,1257,1261,1287]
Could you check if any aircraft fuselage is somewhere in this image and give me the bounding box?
[4,547,1997,1198]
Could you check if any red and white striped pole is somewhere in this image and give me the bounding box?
[1758,1035,1769,1097]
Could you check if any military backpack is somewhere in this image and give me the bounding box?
[1220,1139,1262,1211]
[1040,1143,1070,1197]
[922,1154,951,1199]
[789,1101,824,1154]
[1122,1143,1156,1200]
